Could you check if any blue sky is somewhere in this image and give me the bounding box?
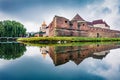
[0,0,120,32]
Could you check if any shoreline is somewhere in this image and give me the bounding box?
[17,37,120,43]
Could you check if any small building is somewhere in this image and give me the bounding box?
[34,32,41,37]
[26,32,36,37]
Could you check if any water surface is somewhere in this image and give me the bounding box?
[0,42,120,80]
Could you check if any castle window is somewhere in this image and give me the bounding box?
[70,23,73,26]
[61,31,65,36]
[97,33,100,38]
[97,44,99,47]
[69,21,73,29]
[78,23,80,29]
[83,24,85,26]
[70,31,73,36]
[65,21,68,23]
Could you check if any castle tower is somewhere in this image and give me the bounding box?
[42,53,47,59]
[40,47,49,59]
[40,21,47,32]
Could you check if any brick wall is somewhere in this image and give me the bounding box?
[48,16,120,37]
[48,43,120,66]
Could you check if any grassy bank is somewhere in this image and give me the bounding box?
[20,41,120,47]
[17,37,120,43]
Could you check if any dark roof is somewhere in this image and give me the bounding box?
[92,19,104,24]
[92,19,110,27]
[104,22,110,27]
[72,14,85,21]
[54,15,69,20]
[39,32,46,34]
[87,21,93,26]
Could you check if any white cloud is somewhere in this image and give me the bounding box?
[0,59,13,69]
[96,49,120,80]
[0,0,120,32]
[0,11,40,32]
[81,0,120,30]
[22,21,40,32]
[0,12,17,21]
[80,48,120,80]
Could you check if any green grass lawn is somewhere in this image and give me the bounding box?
[17,37,120,43]
[19,41,120,47]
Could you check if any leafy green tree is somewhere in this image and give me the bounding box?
[0,43,26,60]
[0,22,5,37]
[0,20,26,37]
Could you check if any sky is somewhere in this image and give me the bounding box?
[0,0,120,32]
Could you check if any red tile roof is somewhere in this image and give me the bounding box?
[87,21,93,26]
[92,19,110,27]
[72,14,85,21]
[92,19,104,24]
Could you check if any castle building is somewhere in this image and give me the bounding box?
[40,21,47,32]
[47,14,120,37]
[40,21,49,37]
[44,43,120,66]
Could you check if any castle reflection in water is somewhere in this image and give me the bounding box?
[40,43,120,66]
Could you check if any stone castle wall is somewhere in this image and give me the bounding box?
[48,43,120,66]
[49,16,120,37]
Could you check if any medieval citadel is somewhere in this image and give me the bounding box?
[39,14,120,37]
[40,43,120,66]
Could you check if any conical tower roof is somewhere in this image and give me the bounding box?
[42,21,47,26]
[42,53,47,59]
[72,14,85,21]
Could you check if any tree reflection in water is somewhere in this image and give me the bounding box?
[0,43,26,60]
[40,43,120,66]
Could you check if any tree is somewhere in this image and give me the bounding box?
[0,43,26,60]
[0,21,5,37]
[0,20,26,37]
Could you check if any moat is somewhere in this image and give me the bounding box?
[0,42,120,80]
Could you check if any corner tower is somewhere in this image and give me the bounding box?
[40,21,47,32]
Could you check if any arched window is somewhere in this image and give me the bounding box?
[69,21,73,29]
[70,31,73,36]
[83,24,85,26]
[65,21,68,23]
[78,23,80,29]
[97,33,100,38]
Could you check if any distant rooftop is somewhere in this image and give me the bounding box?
[87,19,110,27]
